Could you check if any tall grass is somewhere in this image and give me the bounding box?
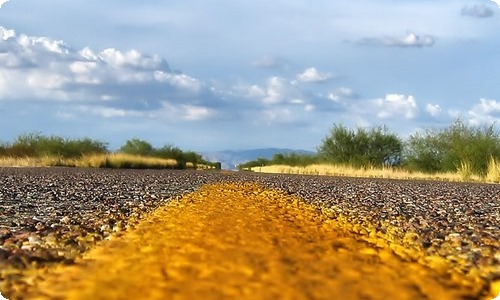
[0,154,178,169]
[250,162,493,183]
[486,157,500,183]
[76,153,178,169]
[0,156,67,167]
[457,160,474,182]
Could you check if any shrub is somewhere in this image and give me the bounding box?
[318,124,402,167]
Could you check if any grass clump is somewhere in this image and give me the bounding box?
[485,157,500,183]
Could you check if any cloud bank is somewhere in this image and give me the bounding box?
[0,26,223,122]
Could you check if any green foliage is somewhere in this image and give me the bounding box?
[271,153,320,166]
[154,145,188,168]
[238,157,272,170]
[119,139,154,156]
[318,124,402,167]
[238,153,320,170]
[404,120,500,176]
[2,132,108,158]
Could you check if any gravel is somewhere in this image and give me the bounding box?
[0,167,498,296]
[252,173,499,279]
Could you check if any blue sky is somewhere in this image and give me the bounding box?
[0,0,499,151]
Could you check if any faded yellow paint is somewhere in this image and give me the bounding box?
[26,183,486,299]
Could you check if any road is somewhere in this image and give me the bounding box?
[23,183,484,300]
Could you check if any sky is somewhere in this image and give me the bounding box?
[0,0,499,152]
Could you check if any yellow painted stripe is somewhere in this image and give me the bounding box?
[26,183,483,299]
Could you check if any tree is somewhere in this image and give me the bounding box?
[318,124,402,167]
[119,139,153,156]
[404,119,500,175]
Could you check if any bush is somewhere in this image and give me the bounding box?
[318,124,402,167]
[272,153,320,167]
[119,139,154,156]
[404,120,500,176]
[3,133,108,158]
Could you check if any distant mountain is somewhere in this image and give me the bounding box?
[202,148,316,170]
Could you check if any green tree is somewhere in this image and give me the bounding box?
[404,119,500,175]
[318,124,402,167]
[119,139,154,156]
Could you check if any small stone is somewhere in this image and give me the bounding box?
[60,216,71,224]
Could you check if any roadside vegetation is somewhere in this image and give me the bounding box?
[0,133,220,170]
[240,120,500,183]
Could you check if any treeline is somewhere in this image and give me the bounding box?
[0,133,220,169]
[239,120,500,178]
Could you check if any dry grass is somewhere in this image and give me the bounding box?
[0,154,178,169]
[76,153,178,169]
[0,156,67,167]
[194,163,216,170]
[250,163,491,183]
[486,157,500,183]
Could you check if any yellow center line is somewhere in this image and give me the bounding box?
[26,183,483,299]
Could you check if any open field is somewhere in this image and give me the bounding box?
[250,159,500,184]
[0,168,498,299]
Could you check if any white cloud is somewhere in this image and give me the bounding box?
[297,67,333,83]
[327,87,354,102]
[0,26,216,110]
[182,105,213,121]
[359,32,435,48]
[262,76,290,104]
[154,71,201,92]
[0,27,15,40]
[27,73,69,89]
[0,0,9,8]
[246,85,266,98]
[373,94,418,119]
[70,105,144,119]
[467,98,500,124]
[99,48,164,69]
[461,4,494,18]
[17,34,70,54]
[491,0,500,9]
[425,103,441,117]
[474,98,500,115]
[95,107,139,118]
